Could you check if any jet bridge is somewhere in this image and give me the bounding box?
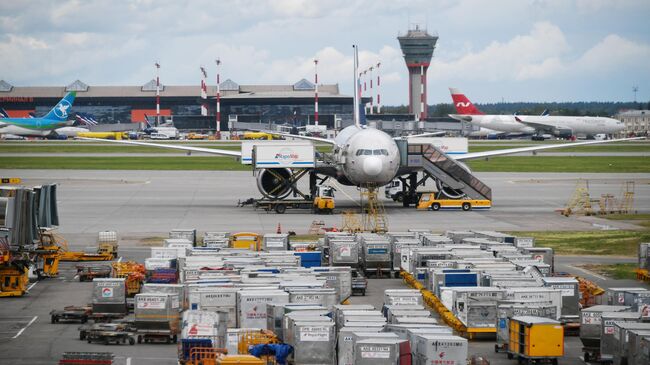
[398,142,492,202]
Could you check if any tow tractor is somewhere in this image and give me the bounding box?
[59,242,118,262]
[416,192,491,211]
[252,185,335,214]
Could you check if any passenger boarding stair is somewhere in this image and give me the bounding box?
[405,143,492,200]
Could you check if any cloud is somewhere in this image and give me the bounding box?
[573,34,650,74]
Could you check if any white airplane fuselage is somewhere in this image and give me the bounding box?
[334,125,400,186]
[451,114,623,136]
[0,124,53,137]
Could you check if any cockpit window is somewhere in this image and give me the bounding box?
[373,149,389,156]
[357,149,389,156]
[363,149,373,155]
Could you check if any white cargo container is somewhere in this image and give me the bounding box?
[252,143,315,168]
[240,140,309,165]
[415,335,468,365]
[151,247,179,260]
[187,287,238,327]
[237,290,289,328]
[338,331,399,365]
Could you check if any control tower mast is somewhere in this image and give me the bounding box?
[397,25,438,120]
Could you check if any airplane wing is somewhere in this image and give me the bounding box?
[454,137,644,161]
[76,137,241,157]
[514,116,556,131]
[396,131,447,139]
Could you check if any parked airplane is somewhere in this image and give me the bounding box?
[79,48,641,203]
[0,92,76,138]
[448,88,624,140]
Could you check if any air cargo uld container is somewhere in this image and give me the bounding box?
[141,283,185,310]
[338,331,399,365]
[414,334,468,365]
[386,310,431,324]
[445,230,476,244]
[287,288,337,309]
[180,310,227,361]
[496,302,558,352]
[620,329,650,365]
[134,293,180,335]
[508,316,564,361]
[361,239,392,276]
[290,321,336,365]
[266,304,328,341]
[294,251,322,268]
[188,287,238,327]
[610,323,650,365]
[329,241,360,267]
[639,243,650,270]
[541,276,580,319]
[384,324,449,340]
[599,312,641,362]
[169,228,197,246]
[472,230,516,244]
[406,327,454,356]
[262,233,288,251]
[354,338,411,365]
[236,290,288,328]
[523,247,554,272]
[313,267,352,302]
[252,143,315,168]
[580,305,631,359]
[384,289,423,306]
[504,288,562,320]
[92,278,127,314]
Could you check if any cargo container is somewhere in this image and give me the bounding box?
[313,267,352,302]
[623,329,650,365]
[599,312,641,362]
[523,247,554,272]
[134,293,180,343]
[507,316,563,362]
[393,317,438,326]
[338,331,399,365]
[606,287,648,305]
[579,305,631,361]
[361,239,392,277]
[187,287,238,327]
[445,231,476,244]
[495,302,558,352]
[386,310,431,324]
[236,290,288,328]
[287,288,337,309]
[639,243,650,270]
[262,233,288,251]
[504,288,563,320]
[329,241,360,267]
[252,143,315,168]
[267,304,328,340]
[541,277,580,319]
[151,247,179,260]
[384,289,423,306]
[354,338,411,365]
[514,237,534,249]
[180,310,227,361]
[414,334,468,365]
[384,324,449,340]
[635,336,650,365]
[290,321,335,364]
[294,251,322,268]
[611,323,650,365]
[405,327,454,356]
[169,229,196,246]
[92,278,127,314]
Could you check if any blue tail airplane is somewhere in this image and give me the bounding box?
[0,91,76,137]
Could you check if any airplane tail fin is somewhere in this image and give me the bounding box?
[43,91,76,121]
[449,88,483,115]
[541,109,549,116]
[0,108,8,118]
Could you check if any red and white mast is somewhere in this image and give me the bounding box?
[376,62,381,114]
[419,64,425,122]
[215,58,221,139]
[155,62,160,126]
[368,66,374,114]
[200,66,208,116]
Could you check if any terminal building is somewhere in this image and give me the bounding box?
[0,78,356,131]
[0,78,462,135]
[616,109,650,137]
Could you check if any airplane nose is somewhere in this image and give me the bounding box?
[363,156,383,176]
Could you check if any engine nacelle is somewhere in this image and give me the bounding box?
[256,168,293,200]
[553,128,573,139]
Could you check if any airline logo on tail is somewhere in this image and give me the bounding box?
[54,99,72,119]
[449,88,483,115]
[43,91,76,121]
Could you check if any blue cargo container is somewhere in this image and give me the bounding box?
[294,251,322,268]
[444,272,478,287]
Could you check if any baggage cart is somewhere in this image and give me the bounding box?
[59,352,114,365]
[50,307,90,324]
[136,328,178,344]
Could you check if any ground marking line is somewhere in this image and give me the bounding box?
[12,316,37,339]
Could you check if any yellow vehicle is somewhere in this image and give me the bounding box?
[187,133,208,140]
[77,131,125,140]
[231,232,261,251]
[59,242,117,262]
[313,186,335,214]
[242,132,281,140]
[0,265,29,297]
[416,193,491,212]
[508,316,564,363]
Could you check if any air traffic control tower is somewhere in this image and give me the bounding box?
[398,26,438,120]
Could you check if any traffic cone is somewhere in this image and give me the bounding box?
[276,223,282,234]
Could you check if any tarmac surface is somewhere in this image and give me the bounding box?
[1,169,648,245]
[0,168,649,364]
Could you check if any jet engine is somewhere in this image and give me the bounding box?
[256,168,293,199]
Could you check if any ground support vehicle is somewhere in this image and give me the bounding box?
[135,328,178,344]
[351,269,367,296]
[51,307,91,324]
[507,316,563,365]
[80,323,135,345]
[252,185,335,214]
[77,265,111,282]
[416,192,491,211]
[60,251,114,262]
[89,312,127,323]
[0,264,29,297]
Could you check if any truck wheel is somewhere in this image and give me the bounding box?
[432,203,441,211]
[137,335,142,344]
[275,204,286,214]
[462,202,471,211]
[51,316,57,324]
[81,316,88,324]
[129,337,135,345]
[395,193,404,203]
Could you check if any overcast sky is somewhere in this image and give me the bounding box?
[1,0,649,105]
